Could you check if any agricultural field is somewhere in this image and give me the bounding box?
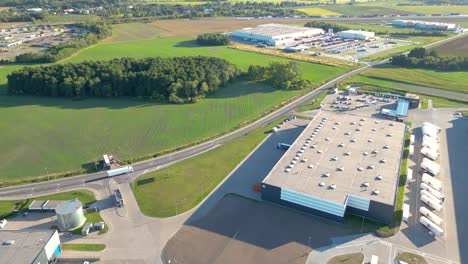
[102,23,163,43]
[390,5,468,14]
[432,34,468,57]
[322,5,414,16]
[143,1,207,5]
[296,7,341,16]
[355,66,468,93]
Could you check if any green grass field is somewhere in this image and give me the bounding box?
[0,36,349,180]
[296,7,341,16]
[62,243,106,251]
[132,116,279,217]
[390,5,468,14]
[322,5,414,16]
[356,66,468,93]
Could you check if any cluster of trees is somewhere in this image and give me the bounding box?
[0,9,46,22]
[245,61,311,90]
[196,33,230,46]
[14,23,111,63]
[7,56,240,103]
[304,21,349,33]
[391,48,468,71]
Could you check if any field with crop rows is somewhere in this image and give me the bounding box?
[296,7,341,16]
[432,34,468,57]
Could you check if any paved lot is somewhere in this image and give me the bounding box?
[163,195,362,264]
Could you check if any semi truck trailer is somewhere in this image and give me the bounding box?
[420,216,444,236]
[107,166,134,177]
[420,206,444,226]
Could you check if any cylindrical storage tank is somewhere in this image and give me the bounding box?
[420,183,445,201]
[56,199,86,231]
[420,216,444,236]
[421,194,443,212]
[420,207,444,226]
[422,173,442,191]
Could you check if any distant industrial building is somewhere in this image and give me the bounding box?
[336,30,375,40]
[262,112,406,224]
[29,200,65,212]
[231,24,324,46]
[392,20,459,31]
[0,229,61,264]
[381,99,410,118]
[0,40,22,48]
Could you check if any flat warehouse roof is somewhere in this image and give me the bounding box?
[233,23,323,38]
[0,229,56,264]
[396,99,409,117]
[263,112,406,205]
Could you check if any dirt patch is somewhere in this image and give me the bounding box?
[432,34,468,58]
[163,195,362,264]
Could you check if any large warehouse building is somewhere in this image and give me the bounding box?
[0,229,61,264]
[230,24,324,46]
[392,20,458,31]
[262,112,406,224]
[337,30,375,40]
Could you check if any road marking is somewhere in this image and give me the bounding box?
[143,169,149,174]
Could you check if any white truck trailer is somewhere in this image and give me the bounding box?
[107,166,134,177]
[410,134,415,145]
[403,203,410,222]
[420,216,444,236]
[422,173,442,190]
[421,140,439,151]
[421,146,439,160]
[420,206,444,226]
[409,145,414,156]
[422,128,438,138]
[423,122,441,132]
[421,158,441,176]
[423,135,439,144]
[421,190,442,205]
[420,182,445,201]
[421,194,443,212]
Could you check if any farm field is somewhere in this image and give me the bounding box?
[322,5,414,16]
[390,5,468,14]
[432,34,468,57]
[296,7,341,16]
[102,23,163,43]
[355,66,468,93]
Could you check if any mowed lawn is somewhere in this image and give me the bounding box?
[356,66,468,93]
[1,37,348,180]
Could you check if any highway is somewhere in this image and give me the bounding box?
[0,63,375,198]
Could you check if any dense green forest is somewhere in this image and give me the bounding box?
[196,33,231,46]
[7,57,240,103]
[14,23,111,63]
[246,61,311,90]
[391,48,468,71]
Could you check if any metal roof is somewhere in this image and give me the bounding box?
[396,99,409,117]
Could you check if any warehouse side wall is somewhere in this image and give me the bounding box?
[261,184,345,223]
[346,200,394,225]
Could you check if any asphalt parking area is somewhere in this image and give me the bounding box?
[163,195,364,264]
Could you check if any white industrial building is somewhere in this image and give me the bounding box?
[0,229,61,264]
[231,24,324,46]
[392,20,458,31]
[0,40,22,48]
[262,112,406,224]
[337,30,375,40]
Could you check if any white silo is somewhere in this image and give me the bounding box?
[55,199,86,231]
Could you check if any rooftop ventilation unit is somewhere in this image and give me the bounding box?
[331,156,338,161]
[308,165,314,169]
[323,117,328,120]
[359,123,364,126]
[380,159,387,163]
[372,128,377,131]
[287,164,293,168]
[329,184,336,189]
[356,128,361,131]
[387,133,393,137]
[338,143,345,147]
[323,172,330,177]
[304,143,309,147]
[344,132,351,135]
[332,127,337,130]
[298,150,304,154]
[372,150,379,154]
[368,164,375,169]
[317,150,323,154]
[357,167,363,171]
[291,160,297,164]
[311,145,317,149]
[374,121,380,124]
[363,152,368,156]
[372,189,380,195]
[285,168,291,172]
[344,152,351,156]
[383,145,390,149]
[319,182,325,187]
[390,123,395,126]
[2,240,15,246]
[325,137,331,141]
[350,122,356,125]
[368,139,373,142]
[351,139,357,143]
[301,158,308,163]
[312,131,318,135]
[360,118,366,121]
[337,167,344,171]
[301,146,306,150]
[306,140,311,144]
[375,175,383,180]
[362,182,370,187]
[293,156,299,161]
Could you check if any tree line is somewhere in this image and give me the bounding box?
[304,21,350,32]
[7,57,311,103]
[7,56,241,103]
[196,33,230,46]
[391,48,468,71]
[14,23,111,63]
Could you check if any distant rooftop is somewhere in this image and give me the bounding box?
[263,111,406,206]
[233,23,323,38]
[0,229,56,264]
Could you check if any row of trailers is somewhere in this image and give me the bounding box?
[409,122,445,236]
